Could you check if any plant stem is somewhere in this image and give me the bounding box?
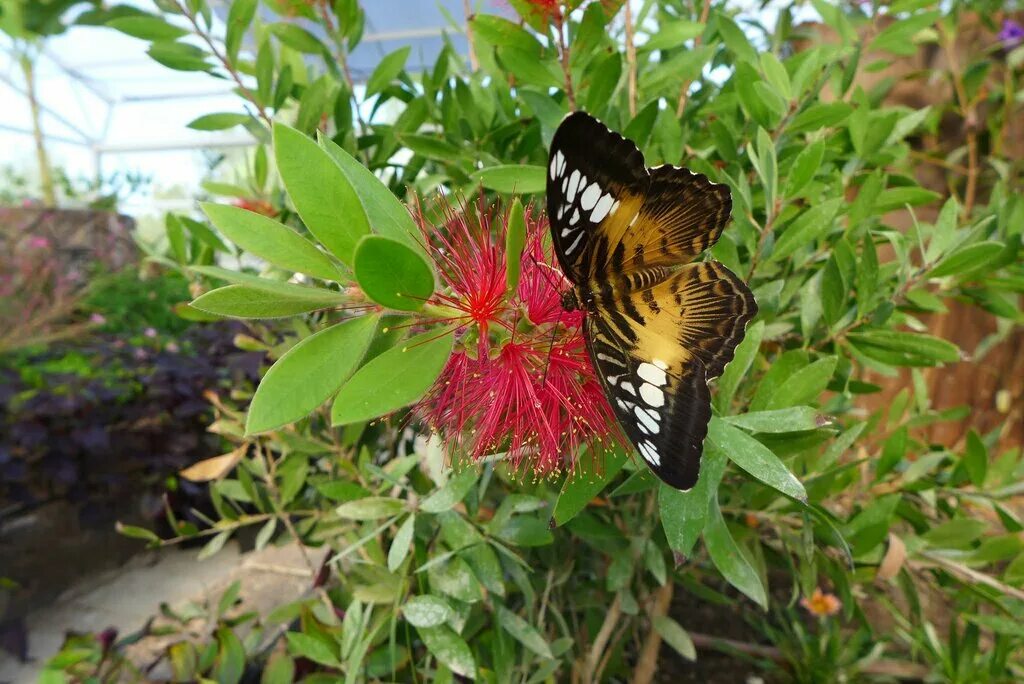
[675,0,711,117]
[463,0,478,72]
[630,582,673,684]
[939,24,978,219]
[556,15,576,111]
[173,0,272,129]
[582,593,621,683]
[624,1,637,118]
[19,49,56,207]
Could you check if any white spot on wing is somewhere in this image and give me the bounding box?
[567,169,580,201]
[638,362,668,387]
[569,209,580,225]
[549,156,557,180]
[621,381,637,396]
[564,231,584,255]
[606,375,619,386]
[610,200,620,216]
[580,183,601,210]
[561,228,573,237]
[638,440,661,466]
[591,193,614,223]
[634,406,660,435]
[653,359,668,370]
[597,352,624,367]
[640,383,665,408]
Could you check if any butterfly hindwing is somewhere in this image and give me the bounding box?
[586,314,710,491]
[627,261,758,379]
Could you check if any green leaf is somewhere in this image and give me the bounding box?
[584,53,622,113]
[186,112,250,131]
[847,330,960,366]
[331,328,454,425]
[201,203,344,281]
[147,41,211,71]
[213,628,245,684]
[707,417,806,501]
[269,23,328,54]
[190,265,348,303]
[639,21,704,51]
[470,165,546,194]
[870,11,941,55]
[366,45,410,97]
[402,595,452,628]
[659,446,727,558]
[109,15,188,40]
[722,407,827,433]
[716,11,757,64]
[285,632,341,668]
[927,241,1005,279]
[388,514,416,571]
[417,626,475,678]
[964,430,988,488]
[496,606,553,659]
[420,469,479,514]
[496,46,561,88]
[246,315,378,434]
[319,135,424,257]
[191,285,339,319]
[335,496,405,520]
[225,0,256,61]
[506,198,527,292]
[353,235,434,311]
[784,140,825,197]
[400,133,460,161]
[274,123,369,265]
[496,516,554,547]
[767,356,838,409]
[116,522,160,543]
[470,14,543,53]
[788,102,853,133]
[653,616,696,661]
[704,497,768,609]
[552,449,628,526]
[769,199,843,263]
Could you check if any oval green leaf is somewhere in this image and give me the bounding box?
[274,123,369,265]
[246,315,379,434]
[552,448,628,527]
[335,496,405,520]
[707,417,807,502]
[353,235,434,311]
[191,285,340,319]
[202,202,344,281]
[402,595,452,628]
[331,329,454,425]
[704,498,768,609]
[417,625,475,678]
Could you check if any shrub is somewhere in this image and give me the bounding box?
[47,0,1024,682]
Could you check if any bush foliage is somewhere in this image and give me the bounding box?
[46,0,1024,681]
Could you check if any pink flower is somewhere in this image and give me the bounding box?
[27,236,50,249]
[166,342,180,353]
[144,327,157,338]
[89,313,107,325]
[414,202,621,477]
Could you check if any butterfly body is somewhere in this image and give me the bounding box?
[547,112,757,491]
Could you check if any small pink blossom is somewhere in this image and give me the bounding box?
[27,236,51,249]
[89,313,107,325]
[165,341,180,353]
[144,327,157,338]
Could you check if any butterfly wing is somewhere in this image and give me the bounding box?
[587,261,757,490]
[547,112,732,282]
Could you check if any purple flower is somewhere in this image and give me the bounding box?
[999,20,1024,48]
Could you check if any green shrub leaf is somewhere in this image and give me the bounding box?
[285,632,341,668]
[274,123,369,265]
[420,469,479,514]
[402,595,452,628]
[331,329,454,425]
[246,315,379,434]
[722,407,828,433]
[191,285,339,319]
[417,625,475,678]
[653,616,696,661]
[201,202,344,281]
[659,446,727,558]
[552,448,628,527]
[707,417,807,501]
[353,235,434,311]
[496,606,554,659]
[704,497,768,609]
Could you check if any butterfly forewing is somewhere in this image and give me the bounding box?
[547,111,757,491]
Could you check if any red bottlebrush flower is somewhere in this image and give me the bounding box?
[231,197,278,218]
[414,201,622,478]
[493,0,562,24]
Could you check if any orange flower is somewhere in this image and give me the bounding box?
[801,588,841,617]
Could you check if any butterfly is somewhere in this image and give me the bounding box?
[547,111,757,491]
